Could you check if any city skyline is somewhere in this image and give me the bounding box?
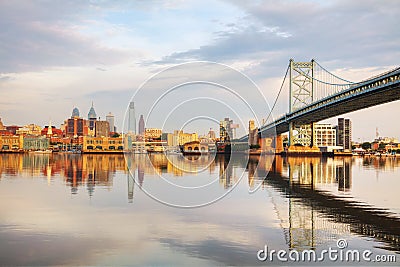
[0,1,399,141]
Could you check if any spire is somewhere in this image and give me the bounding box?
[88,101,97,120]
[47,119,52,136]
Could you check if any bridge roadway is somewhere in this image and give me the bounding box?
[240,67,400,141]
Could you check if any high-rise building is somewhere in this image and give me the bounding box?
[72,107,80,118]
[95,120,110,137]
[87,102,97,136]
[66,117,87,137]
[220,118,239,141]
[315,124,336,147]
[128,102,136,134]
[337,118,352,151]
[138,114,145,135]
[220,118,231,141]
[66,107,88,137]
[106,112,115,133]
[208,128,216,140]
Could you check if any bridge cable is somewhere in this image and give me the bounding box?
[263,64,290,126]
[314,61,355,84]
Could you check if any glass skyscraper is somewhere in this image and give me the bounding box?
[128,102,136,134]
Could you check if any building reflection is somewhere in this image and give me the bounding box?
[0,154,126,196]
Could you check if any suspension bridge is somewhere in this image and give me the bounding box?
[239,59,400,154]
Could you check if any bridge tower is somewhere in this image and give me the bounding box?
[288,59,319,153]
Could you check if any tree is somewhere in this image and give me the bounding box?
[378,143,386,150]
[361,142,371,150]
[112,133,120,138]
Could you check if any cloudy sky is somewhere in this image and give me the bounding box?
[0,0,399,141]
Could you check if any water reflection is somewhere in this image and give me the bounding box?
[250,156,400,252]
[1,153,400,259]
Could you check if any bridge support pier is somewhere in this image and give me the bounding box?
[287,122,321,156]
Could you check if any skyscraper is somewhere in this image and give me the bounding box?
[95,120,110,137]
[220,117,239,141]
[337,118,352,151]
[106,112,115,133]
[87,102,97,135]
[71,107,80,118]
[138,114,145,135]
[128,102,136,134]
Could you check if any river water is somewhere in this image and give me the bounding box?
[0,153,399,265]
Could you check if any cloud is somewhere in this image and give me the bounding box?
[150,0,400,74]
[0,1,132,72]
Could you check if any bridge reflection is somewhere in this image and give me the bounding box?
[248,155,400,252]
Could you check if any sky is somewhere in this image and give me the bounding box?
[0,0,399,141]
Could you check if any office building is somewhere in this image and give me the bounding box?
[65,107,88,137]
[106,112,115,133]
[138,114,145,135]
[128,102,136,134]
[87,102,97,136]
[337,118,352,151]
[72,107,80,118]
[95,120,110,137]
[220,117,239,141]
[315,124,336,147]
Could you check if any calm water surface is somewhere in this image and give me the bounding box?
[0,153,399,265]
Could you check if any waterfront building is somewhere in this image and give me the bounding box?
[106,112,115,133]
[138,114,145,135]
[82,136,123,151]
[315,124,337,147]
[166,130,198,147]
[183,141,208,153]
[23,136,50,151]
[145,128,162,141]
[95,120,110,137]
[128,102,136,134]
[0,135,23,150]
[337,118,352,151]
